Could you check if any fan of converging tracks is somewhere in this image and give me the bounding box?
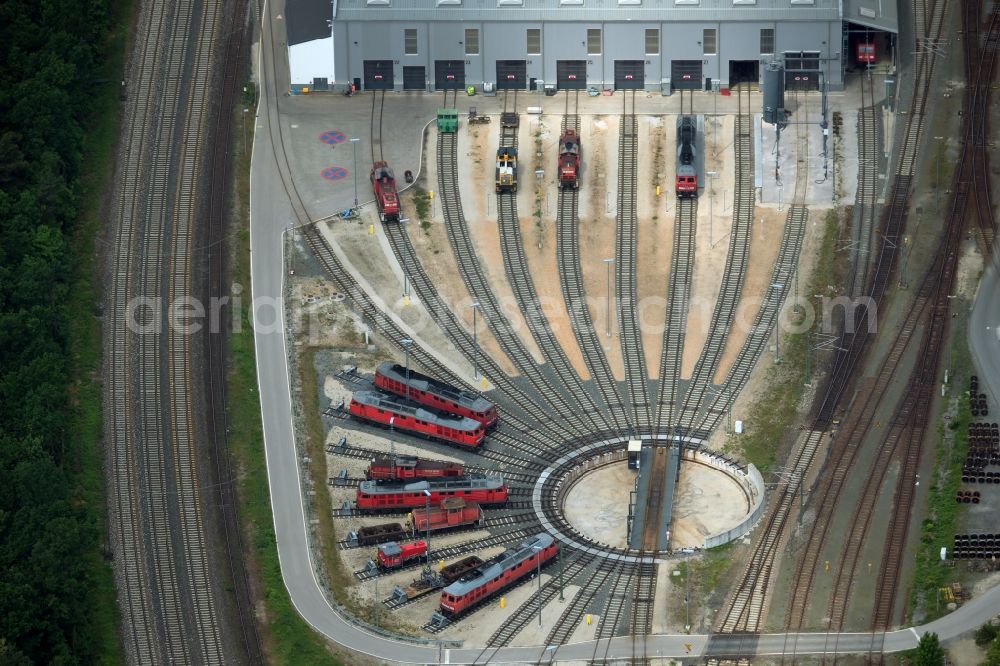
[302,76,814,652]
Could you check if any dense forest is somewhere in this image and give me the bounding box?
[0,1,115,663]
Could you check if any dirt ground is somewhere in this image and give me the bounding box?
[669,462,752,549]
[578,115,626,380]
[562,463,635,548]
[460,119,547,367]
[635,116,674,379]
[681,114,737,379]
[517,115,590,380]
[713,205,790,384]
[400,131,518,378]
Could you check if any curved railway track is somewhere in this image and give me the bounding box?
[494,107,611,435]
[615,91,653,436]
[108,0,262,662]
[719,0,949,640]
[655,197,697,434]
[677,85,755,434]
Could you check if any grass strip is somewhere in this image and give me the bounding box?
[907,306,973,623]
[229,96,343,664]
[66,1,138,661]
[724,208,842,473]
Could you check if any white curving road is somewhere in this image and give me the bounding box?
[970,257,1000,408]
[248,3,1000,663]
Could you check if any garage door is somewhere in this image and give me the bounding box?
[614,60,644,90]
[671,60,702,90]
[496,60,527,89]
[434,60,465,90]
[403,66,425,90]
[363,60,394,90]
[784,52,820,91]
[557,60,587,89]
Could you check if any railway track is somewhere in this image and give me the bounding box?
[967,0,999,260]
[494,106,610,436]
[484,552,593,647]
[655,196,697,434]
[700,89,809,436]
[615,90,653,436]
[556,91,631,433]
[107,0,260,661]
[677,85,755,433]
[720,0,949,640]
[849,70,882,296]
[545,559,618,645]
[435,126,594,438]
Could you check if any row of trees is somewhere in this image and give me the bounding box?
[0,0,113,663]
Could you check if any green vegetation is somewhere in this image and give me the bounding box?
[0,0,132,662]
[983,634,1000,666]
[908,324,972,622]
[411,185,431,230]
[912,632,945,665]
[226,103,343,664]
[977,622,1000,648]
[723,208,841,472]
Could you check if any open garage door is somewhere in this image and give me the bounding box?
[363,60,394,90]
[402,66,425,90]
[557,60,587,89]
[496,60,527,89]
[614,60,644,90]
[434,60,465,90]
[784,51,820,91]
[671,60,702,90]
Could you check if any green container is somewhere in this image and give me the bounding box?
[436,108,458,133]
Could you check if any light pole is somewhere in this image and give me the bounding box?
[422,488,432,571]
[706,171,717,246]
[532,545,543,627]
[242,108,248,154]
[933,136,944,209]
[603,258,614,337]
[469,301,481,379]
[398,218,411,302]
[350,137,361,207]
[402,338,413,398]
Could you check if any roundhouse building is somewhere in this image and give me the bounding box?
[286,0,898,93]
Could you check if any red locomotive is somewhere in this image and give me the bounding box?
[558,129,581,189]
[410,497,481,533]
[376,540,428,569]
[675,116,698,197]
[374,362,497,427]
[439,533,557,617]
[857,41,876,65]
[371,161,400,222]
[356,475,508,511]
[349,390,485,449]
[367,454,465,481]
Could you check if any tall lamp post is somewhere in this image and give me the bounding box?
[350,137,361,207]
[532,545,543,627]
[422,489,432,571]
[398,218,411,302]
[706,171,717,246]
[401,338,413,398]
[469,301,481,379]
[603,258,615,337]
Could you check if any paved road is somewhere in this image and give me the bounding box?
[970,256,1000,408]
[249,2,1000,663]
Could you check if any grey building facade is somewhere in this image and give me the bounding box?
[287,0,899,93]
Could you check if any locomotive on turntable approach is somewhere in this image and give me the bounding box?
[675,116,699,197]
[371,161,400,222]
[558,129,581,189]
[373,362,497,427]
[356,475,508,511]
[495,147,518,193]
